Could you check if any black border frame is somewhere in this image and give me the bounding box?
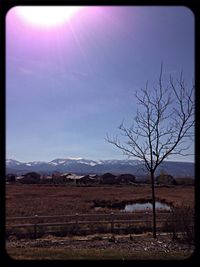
[0,0,198,265]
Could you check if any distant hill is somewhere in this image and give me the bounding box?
[6,158,194,178]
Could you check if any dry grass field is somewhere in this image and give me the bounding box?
[6,184,194,217]
[5,184,195,260]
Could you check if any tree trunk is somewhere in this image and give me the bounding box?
[150,171,156,238]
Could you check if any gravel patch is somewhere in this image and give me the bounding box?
[6,233,194,254]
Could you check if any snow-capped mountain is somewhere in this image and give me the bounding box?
[6,159,24,166]
[5,158,194,177]
[49,158,102,167]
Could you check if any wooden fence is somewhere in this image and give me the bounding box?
[6,211,172,238]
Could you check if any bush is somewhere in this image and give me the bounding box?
[175,177,194,185]
[164,204,194,245]
[156,174,176,185]
[6,174,16,183]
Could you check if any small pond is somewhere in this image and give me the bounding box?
[124,201,171,212]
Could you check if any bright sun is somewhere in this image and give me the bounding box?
[15,6,83,28]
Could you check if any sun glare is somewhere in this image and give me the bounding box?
[15,6,83,28]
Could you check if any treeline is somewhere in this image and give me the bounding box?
[6,172,194,186]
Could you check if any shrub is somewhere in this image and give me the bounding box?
[156,174,176,185]
[6,174,16,183]
[164,204,194,245]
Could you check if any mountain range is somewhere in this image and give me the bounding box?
[6,158,195,178]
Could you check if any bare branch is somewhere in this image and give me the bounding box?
[106,64,194,174]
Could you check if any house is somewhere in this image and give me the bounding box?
[99,173,118,184]
[76,175,97,185]
[20,172,41,184]
[116,174,136,184]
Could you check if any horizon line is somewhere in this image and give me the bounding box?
[6,157,195,164]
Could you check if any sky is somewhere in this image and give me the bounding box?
[6,6,195,162]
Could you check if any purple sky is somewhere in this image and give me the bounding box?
[6,6,194,162]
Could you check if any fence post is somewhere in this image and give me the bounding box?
[75,213,79,234]
[145,211,148,229]
[34,214,38,239]
[111,212,114,233]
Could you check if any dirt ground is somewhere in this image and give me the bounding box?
[6,232,194,260]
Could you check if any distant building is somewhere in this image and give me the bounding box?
[99,173,118,184]
[116,174,135,184]
[21,172,41,184]
[76,175,97,185]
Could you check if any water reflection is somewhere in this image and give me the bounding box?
[124,201,171,212]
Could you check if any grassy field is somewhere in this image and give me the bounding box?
[5,184,195,261]
[6,184,194,217]
[6,247,192,260]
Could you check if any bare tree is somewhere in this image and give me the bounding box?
[106,63,194,238]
